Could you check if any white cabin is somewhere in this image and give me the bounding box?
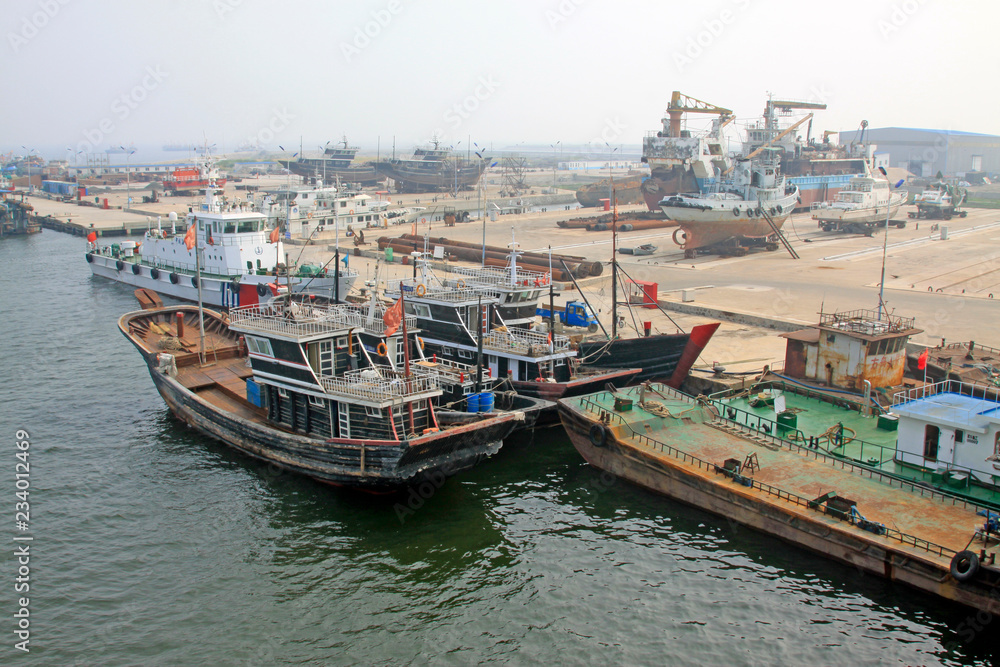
[892,380,1000,485]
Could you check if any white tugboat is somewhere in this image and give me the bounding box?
[86,187,356,307]
[659,153,799,257]
[812,162,908,232]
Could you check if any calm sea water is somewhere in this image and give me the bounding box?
[1,231,997,666]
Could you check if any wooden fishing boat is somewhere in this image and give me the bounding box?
[120,303,523,490]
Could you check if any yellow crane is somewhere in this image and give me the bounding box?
[664,91,733,138]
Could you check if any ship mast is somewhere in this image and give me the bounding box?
[611,187,618,340]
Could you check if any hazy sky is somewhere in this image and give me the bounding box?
[2,0,996,160]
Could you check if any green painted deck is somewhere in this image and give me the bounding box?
[566,384,1000,564]
[713,384,1000,509]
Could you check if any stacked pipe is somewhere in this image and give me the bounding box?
[379,234,603,278]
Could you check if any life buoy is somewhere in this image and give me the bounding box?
[588,423,607,447]
[85,253,94,263]
[417,337,425,351]
[116,260,125,271]
[169,273,179,284]
[376,342,388,357]
[416,283,426,297]
[151,268,160,280]
[950,550,980,582]
[349,209,355,215]
[256,284,268,297]
[733,207,740,217]
[191,276,199,288]
[420,217,427,223]
[456,279,466,289]
[131,263,141,275]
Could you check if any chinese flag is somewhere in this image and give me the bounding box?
[207,229,214,246]
[86,231,97,243]
[917,348,929,370]
[183,222,197,250]
[383,297,403,336]
[269,226,280,244]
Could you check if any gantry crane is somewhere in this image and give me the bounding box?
[663,91,733,138]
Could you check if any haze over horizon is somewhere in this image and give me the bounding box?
[2,0,996,163]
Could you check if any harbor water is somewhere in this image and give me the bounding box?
[2,231,998,666]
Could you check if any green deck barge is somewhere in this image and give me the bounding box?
[557,383,1000,614]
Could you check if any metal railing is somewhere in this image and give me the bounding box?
[388,281,503,304]
[452,265,550,288]
[318,364,438,402]
[819,308,915,335]
[482,326,571,356]
[941,341,1000,357]
[230,302,416,338]
[894,378,1000,406]
[571,385,971,559]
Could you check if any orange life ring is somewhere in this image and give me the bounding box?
[376,342,388,356]
[420,217,427,223]
[456,279,466,289]
[349,209,355,215]
[416,284,426,297]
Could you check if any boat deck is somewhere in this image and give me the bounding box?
[569,385,1000,563]
[715,387,1000,508]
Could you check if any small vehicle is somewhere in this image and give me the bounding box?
[536,300,600,332]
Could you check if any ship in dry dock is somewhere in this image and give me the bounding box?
[378,140,487,193]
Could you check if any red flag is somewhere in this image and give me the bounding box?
[207,229,214,246]
[917,348,929,370]
[383,297,403,336]
[184,222,197,250]
[269,226,280,244]
[86,231,97,243]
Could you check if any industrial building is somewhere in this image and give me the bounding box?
[839,127,1000,178]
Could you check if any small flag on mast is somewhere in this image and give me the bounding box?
[269,226,280,244]
[184,222,197,250]
[917,348,929,371]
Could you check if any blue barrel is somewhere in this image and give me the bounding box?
[466,393,480,413]
[479,392,494,413]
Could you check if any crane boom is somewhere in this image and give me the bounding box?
[664,91,733,137]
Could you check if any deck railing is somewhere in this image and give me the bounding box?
[574,384,983,559]
[482,326,571,356]
[893,378,1000,406]
[230,302,416,338]
[318,364,438,402]
[819,308,915,335]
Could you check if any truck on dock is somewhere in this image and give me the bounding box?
[536,301,599,332]
[909,182,968,220]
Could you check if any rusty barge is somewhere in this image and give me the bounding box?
[558,382,1000,614]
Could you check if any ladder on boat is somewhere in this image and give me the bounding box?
[758,202,799,260]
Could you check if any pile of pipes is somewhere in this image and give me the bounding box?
[557,211,677,232]
[376,234,603,280]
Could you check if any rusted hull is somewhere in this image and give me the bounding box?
[576,176,644,207]
[557,399,1000,615]
[640,168,701,211]
[512,367,642,422]
[669,217,789,251]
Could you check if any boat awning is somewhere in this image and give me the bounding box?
[780,328,821,344]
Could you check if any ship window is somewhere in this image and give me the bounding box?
[308,395,325,407]
[246,261,252,271]
[458,349,473,360]
[246,336,273,357]
[340,201,347,208]
[256,259,262,269]
[336,336,348,349]
[366,406,382,417]
[955,429,964,444]
[238,220,257,233]
[277,387,288,398]
[413,304,431,318]
[225,222,237,233]
[924,424,940,461]
[556,358,566,366]
[442,346,454,357]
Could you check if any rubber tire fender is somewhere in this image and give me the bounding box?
[257,283,268,297]
[950,550,980,582]
[131,263,141,275]
[85,253,94,263]
[589,423,607,447]
[116,260,125,271]
[150,268,160,280]
[169,273,179,284]
[732,207,740,217]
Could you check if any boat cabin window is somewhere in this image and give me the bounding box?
[366,406,382,417]
[277,387,288,399]
[238,219,259,233]
[924,424,940,461]
[340,201,347,208]
[955,429,964,444]
[225,222,238,234]
[413,303,431,319]
[308,395,325,407]
[442,346,454,357]
[458,349,473,360]
[256,260,262,269]
[245,336,274,357]
[247,261,253,271]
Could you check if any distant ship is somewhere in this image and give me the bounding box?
[163,159,228,193]
[640,92,867,211]
[162,143,198,152]
[281,137,379,186]
[378,140,486,193]
[576,175,644,207]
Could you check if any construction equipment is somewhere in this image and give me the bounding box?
[663,91,733,138]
